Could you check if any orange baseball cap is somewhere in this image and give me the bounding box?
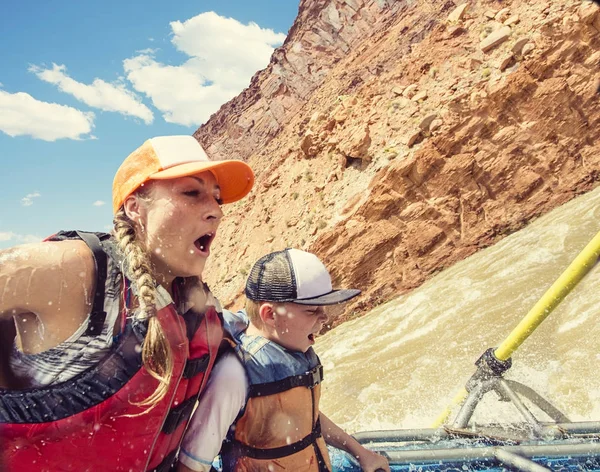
[112,135,254,214]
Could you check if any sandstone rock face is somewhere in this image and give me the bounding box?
[195,0,600,328]
[194,0,405,163]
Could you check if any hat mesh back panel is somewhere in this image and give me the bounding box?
[245,250,297,302]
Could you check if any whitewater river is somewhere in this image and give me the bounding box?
[318,186,600,434]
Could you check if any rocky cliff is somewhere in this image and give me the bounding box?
[196,0,600,327]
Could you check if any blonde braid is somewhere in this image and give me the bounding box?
[113,209,173,409]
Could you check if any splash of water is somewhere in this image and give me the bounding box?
[318,186,600,433]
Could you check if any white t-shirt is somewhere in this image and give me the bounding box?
[179,352,248,472]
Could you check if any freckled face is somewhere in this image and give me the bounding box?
[272,303,328,353]
[138,171,223,282]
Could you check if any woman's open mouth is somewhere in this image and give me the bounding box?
[193,232,215,256]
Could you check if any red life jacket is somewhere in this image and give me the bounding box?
[0,231,224,471]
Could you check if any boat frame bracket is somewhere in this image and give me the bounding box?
[454,348,570,435]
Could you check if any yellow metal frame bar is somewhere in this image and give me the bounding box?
[432,230,600,428]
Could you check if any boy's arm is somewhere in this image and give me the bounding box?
[177,352,248,472]
[319,412,390,472]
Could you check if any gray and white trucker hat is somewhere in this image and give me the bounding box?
[245,248,361,305]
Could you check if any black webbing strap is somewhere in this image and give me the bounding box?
[76,231,108,336]
[224,419,322,461]
[313,439,332,472]
[248,364,324,398]
[183,354,210,379]
[149,448,177,472]
[161,394,197,435]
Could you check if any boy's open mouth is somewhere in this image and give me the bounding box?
[194,232,214,254]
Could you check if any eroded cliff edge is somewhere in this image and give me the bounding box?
[195,0,600,326]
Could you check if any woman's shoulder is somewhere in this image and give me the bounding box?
[0,239,96,318]
[1,238,93,266]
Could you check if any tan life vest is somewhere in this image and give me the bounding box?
[220,318,331,472]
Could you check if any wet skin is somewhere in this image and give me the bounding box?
[127,171,223,289]
[0,240,94,355]
[249,302,329,353]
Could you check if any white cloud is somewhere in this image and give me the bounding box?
[30,64,153,124]
[21,191,41,207]
[124,54,226,126]
[0,231,42,244]
[136,48,157,55]
[123,12,286,126]
[0,90,95,141]
[93,200,106,206]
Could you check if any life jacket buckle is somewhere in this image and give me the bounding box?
[306,365,324,389]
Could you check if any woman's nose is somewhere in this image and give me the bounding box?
[204,197,223,221]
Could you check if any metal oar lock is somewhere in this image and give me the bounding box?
[451,347,571,439]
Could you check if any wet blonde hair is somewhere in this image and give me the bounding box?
[245,299,262,326]
[113,205,173,409]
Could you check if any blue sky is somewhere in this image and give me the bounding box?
[0,0,298,249]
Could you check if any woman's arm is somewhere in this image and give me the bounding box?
[0,240,95,351]
[320,412,390,472]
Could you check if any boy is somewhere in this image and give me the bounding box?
[178,248,390,472]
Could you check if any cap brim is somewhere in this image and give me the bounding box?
[292,289,361,306]
[149,160,254,204]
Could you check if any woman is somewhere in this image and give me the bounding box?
[0,135,254,472]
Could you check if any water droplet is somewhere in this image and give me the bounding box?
[276,306,287,315]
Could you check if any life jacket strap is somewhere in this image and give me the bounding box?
[49,231,109,336]
[248,364,324,397]
[149,448,177,472]
[161,394,197,435]
[183,354,210,379]
[224,418,323,460]
[312,435,331,472]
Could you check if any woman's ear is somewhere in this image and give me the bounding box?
[258,303,276,327]
[123,194,143,222]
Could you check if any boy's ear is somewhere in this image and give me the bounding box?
[258,303,276,327]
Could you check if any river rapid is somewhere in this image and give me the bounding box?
[318,185,600,434]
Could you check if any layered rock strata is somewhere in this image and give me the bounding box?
[196,0,600,327]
